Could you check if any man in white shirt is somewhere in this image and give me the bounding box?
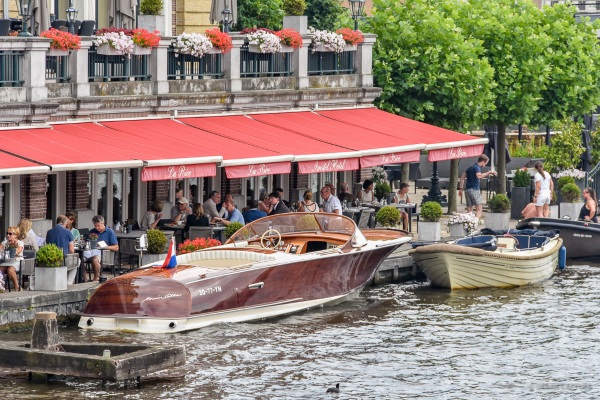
[203,191,226,220]
[320,186,342,214]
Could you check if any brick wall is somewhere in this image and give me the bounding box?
[66,171,91,211]
[176,0,215,35]
[21,174,47,219]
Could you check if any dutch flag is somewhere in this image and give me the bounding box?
[154,237,177,268]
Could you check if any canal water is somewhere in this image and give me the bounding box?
[1,262,599,399]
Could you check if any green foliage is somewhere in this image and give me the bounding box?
[421,201,443,222]
[375,206,401,227]
[35,244,64,267]
[561,183,581,203]
[283,0,306,16]
[236,0,284,30]
[544,119,585,173]
[140,0,163,15]
[508,137,548,159]
[512,169,531,188]
[556,176,575,192]
[374,182,391,201]
[370,0,496,131]
[590,126,600,166]
[147,229,167,254]
[305,0,345,31]
[225,222,244,238]
[488,193,510,213]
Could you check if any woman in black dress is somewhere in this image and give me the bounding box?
[186,203,209,235]
[579,187,598,223]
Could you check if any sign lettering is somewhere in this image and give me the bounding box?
[166,165,194,179]
[312,159,347,172]
[448,147,467,158]
[248,164,271,176]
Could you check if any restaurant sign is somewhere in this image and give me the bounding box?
[142,163,217,181]
[225,162,291,179]
[427,144,484,162]
[360,150,420,168]
[298,158,359,174]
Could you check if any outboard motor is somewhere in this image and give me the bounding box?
[558,246,567,270]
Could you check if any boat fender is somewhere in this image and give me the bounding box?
[558,246,567,270]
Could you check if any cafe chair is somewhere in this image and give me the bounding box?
[64,253,80,285]
[51,19,67,30]
[0,19,10,36]
[357,208,373,229]
[78,20,95,36]
[78,228,90,238]
[189,226,214,240]
[19,258,35,290]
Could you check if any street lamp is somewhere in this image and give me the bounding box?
[221,0,233,33]
[15,0,33,37]
[66,1,78,35]
[349,0,365,31]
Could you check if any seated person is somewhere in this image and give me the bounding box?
[243,199,267,223]
[393,182,411,229]
[141,200,164,230]
[521,202,538,219]
[275,188,291,207]
[337,182,354,205]
[269,192,290,215]
[0,226,24,291]
[186,203,210,234]
[84,215,119,282]
[171,197,190,226]
[213,199,245,226]
[356,180,375,203]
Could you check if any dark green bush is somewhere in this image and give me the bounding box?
[561,183,581,203]
[140,0,163,15]
[283,0,306,16]
[36,244,64,267]
[421,201,442,222]
[488,193,510,213]
[512,169,531,187]
[374,182,391,201]
[147,229,167,254]
[375,205,401,227]
[556,176,575,192]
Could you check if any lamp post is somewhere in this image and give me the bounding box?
[221,0,233,33]
[349,0,365,31]
[15,0,33,37]
[66,1,78,35]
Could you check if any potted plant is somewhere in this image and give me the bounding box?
[93,30,134,56]
[418,201,442,241]
[559,182,583,220]
[283,0,307,34]
[511,168,531,219]
[308,27,347,53]
[130,28,161,55]
[486,193,511,230]
[143,228,168,264]
[205,28,233,54]
[225,221,244,238]
[555,175,575,204]
[375,205,401,228]
[177,237,222,254]
[138,0,165,34]
[275,28,303,52]
[374,182,391,203]
[335,27,364,51]
[34,244,67,291]
[40,28,81,56]
[173,32,215,58]
[87,232,99,249]
[445,212,479,237]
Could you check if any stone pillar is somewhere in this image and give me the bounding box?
[224,35,244,93]
[283,16,308,34]
[31,311,60,351]
[152,38,172,95]
[70,39,92,98]
[23,38,50,102]
[355,34,376,88]
[293,35,311,90]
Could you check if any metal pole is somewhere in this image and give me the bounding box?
[518,124,523,142]
[354,18,358,31]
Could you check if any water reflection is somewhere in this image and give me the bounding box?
[2,263,600,398]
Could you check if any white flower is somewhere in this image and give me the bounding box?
[552,168,587,180]
[246,30,282,53]
[174,32,213,58]
[372,166,389,185]
[93,32,134,56]
[445,212,480,234]
[308,27,346,53]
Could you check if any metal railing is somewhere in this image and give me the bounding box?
[0,50,24,87]
[45,55,70,83]
[586,160,600,195]
[88,46,151,82]
[167,48,223,80]
[551,0,600,10]
[240,44,293,78]
[307,50,355,76]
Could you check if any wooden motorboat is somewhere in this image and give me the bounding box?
[409,233,563,290]
[517,217,599,259]
[79,213,411,333]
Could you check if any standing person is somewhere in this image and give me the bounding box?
[46,215,74,257]
[65,212,81,244]
[0,226,24,291]
[356,180,375,203]
[297,190,320,213]
[269,192,290,215]
[459,154,497,219]
[321,185,342,214]
[84,215,119,282]
[393,182,411,229]
[186,203,210,234]
[17,218,39,251]
[141,200,164,230]
[579,187,598,223]
[533,161,553,218]
[243,199,267,223]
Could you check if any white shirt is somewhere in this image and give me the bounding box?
[322,195,342,214]
[534,172,551,194]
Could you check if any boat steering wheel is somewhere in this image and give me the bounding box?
[261,229,282,248]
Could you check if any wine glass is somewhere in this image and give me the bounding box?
[355,199,360,208]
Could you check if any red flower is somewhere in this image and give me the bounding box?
[335,28,364,46]
[177,237,222,254]
[131,29,161,48]
[275,29,303,49]
[40,28,81,50]
[205,28,233,53]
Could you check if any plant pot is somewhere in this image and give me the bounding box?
[96,44,126,56]
[484,212,510,231]
[89,240,98,249]
[449,224,467,238]
[279,44,295,53]
[560,202,584,220]
[248,44,273,53]
[208,47,223,54]
[47,48,69,57]
[510,186,531,220]
[138,14,166,35]
[344,44,357,51]
[34,266,67,291]
[418,221,441,241]
[8,247,16,258]
[132,45,152,55]
[549,204,559,219]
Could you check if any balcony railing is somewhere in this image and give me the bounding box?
[88,46,151,82]
[550,0,600,10]
[167,48,223,80]
[45,55,70,83]
[240,44,293,77]
[308,50,355,76]
[0,50,23,87]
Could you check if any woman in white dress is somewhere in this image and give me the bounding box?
[356,179,375,203]
[393,182,411,229]
[533,161,553,218]
[297,190,320,213]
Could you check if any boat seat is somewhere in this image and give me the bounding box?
[178,250,275,265]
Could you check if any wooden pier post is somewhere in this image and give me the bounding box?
[31,311,61,352]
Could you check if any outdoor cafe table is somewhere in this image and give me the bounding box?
[210,224,227,244]
[115,230,146,271]
[361,202,416,231]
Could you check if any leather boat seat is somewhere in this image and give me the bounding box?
[179,250,275,265]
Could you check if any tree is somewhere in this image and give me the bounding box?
[305,0,345,31]
[235,0,284,31]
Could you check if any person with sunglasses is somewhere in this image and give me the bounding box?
[0,226,24,291]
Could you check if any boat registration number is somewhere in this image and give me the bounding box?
[198,286,222,296]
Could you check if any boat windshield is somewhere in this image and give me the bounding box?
[228,212,364,246]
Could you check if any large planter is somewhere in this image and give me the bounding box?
[138,14,166,35]
[510,186,531,220]
[132,45,152,55]
[248,44,293,54]
[34,266,67,291]
[560,202,584,220]
[418,221,441,241]
[313,43,357,52]
[96,44,126,56]
[448,224,467,238]
[47,48,69,57]
[485,212,510,231]
[549,205,559,219]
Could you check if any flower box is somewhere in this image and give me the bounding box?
[96,44,125,56]
[313,43,356,52]
[449,224,467,238]
[280,44,294,53]
[208,47,223,54]
[132,45,152,55]
[344,44,357,51]
[47,48,69,57]
[248,44,263,53]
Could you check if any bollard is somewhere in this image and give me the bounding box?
[31,311,60,351]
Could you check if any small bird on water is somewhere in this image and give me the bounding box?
[326,383,340,393]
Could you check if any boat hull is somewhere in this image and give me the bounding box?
[409,238,562,289]
[516,217,600,259]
